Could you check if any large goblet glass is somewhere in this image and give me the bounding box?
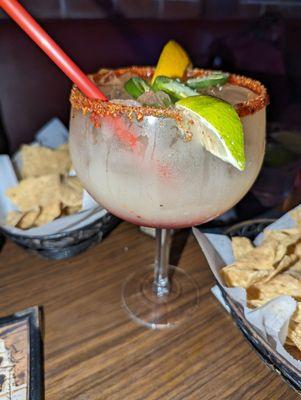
[69,67,268,329]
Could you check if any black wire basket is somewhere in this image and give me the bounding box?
[218,285,301,394]
[1,212,120,260]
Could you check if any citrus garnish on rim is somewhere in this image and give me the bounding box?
[151,40,191,84]
[176,95,245,171]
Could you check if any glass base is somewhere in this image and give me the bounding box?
[122,264,200,329]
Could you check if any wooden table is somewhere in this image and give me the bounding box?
[0,223,299,399]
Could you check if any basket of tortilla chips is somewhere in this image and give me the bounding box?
[0,120,119,259]
[194,207,301,393]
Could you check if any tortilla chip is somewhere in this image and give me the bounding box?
[230,238,283,271]
[65,205,82,215]
[6,211,25,227]
[264,228,301,253]
[286,300,301,353]
[293,241,301,257]
[55,145,71,172]
[291,303,301,324]
[57,143,69,152]
[248,298,268,308]
[283,259,301,280]
[225,229,300,287]
[221,236,282,288]
[34,203,61,226]
[59,176,82,207]
[290,208,301,227]
[248,274,301,303]
[264,227,301,241]
[64,176,82,192]
[232,237,254,260]
[6,174,60,211]
[287,321,301,352]
[248,298,300,312]
[263,254,298,282]
[262,237,289,265]
[285,338,295,347]
[221,265,271,288]
[17,208,40,229]
[20,145,71,178]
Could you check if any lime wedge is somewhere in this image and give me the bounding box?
[186,73,229,89]
[124,77,151,99]
[151,40,191,84]
[176,96,245,171]
[152,76,197,100]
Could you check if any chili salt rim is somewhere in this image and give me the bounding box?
[70,66,269,120]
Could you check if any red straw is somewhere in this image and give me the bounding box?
[0,0,108,101]
[0,1,168,168]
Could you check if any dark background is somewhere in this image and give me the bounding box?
[0,0,301,153]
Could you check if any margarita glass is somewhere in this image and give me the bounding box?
[69,67,268,329]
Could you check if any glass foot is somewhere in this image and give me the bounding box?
[122,264,199,329]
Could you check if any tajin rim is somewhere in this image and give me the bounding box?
[70,66,269,120]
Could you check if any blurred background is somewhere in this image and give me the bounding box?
[1,0,301,222]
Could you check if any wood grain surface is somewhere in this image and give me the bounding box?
[0,223,299,400]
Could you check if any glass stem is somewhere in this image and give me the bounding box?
[153,228,171,297]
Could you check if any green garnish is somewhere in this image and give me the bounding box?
[186,73,229,89]
[124,77,151,99]
[152,76,198,100]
